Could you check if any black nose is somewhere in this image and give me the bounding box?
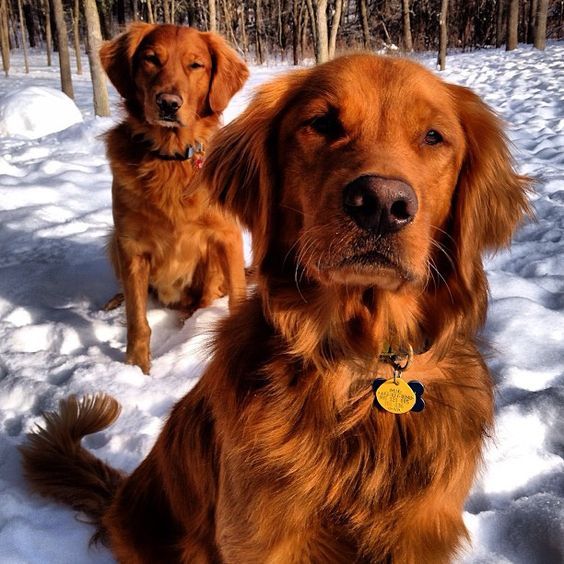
[343,175,418,234]
[156,93,183,114]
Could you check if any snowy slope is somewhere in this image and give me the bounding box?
[0,46,562,563]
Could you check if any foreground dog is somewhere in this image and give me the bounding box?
[101,23,249,373]
[21,55,531,562]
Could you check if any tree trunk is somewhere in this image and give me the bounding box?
[209,0,216,31]
[132,0,139,21]
[315,0,328,62]
[163,0,171,24]
[506,0,518,50]
[0,0,9,76]
[533,0,548,49]
[72,0,82,75]
[23,2,35,47]
[402,0,413,52]
[17,0,29,73]
[437,0,448,70]
[51,0,73,98]
[358,0,370,48]
[255,0,264,63]
[328,0,343,59]
[146,0,155,24]
[42,0,52,65]
[496,0,505,48]
[527,0,538,43]
[239,4,248,54]
[292,0,299,64]
[305,0,316,48]
[83,0,109,115]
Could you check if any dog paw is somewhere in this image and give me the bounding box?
[126,348,151,375]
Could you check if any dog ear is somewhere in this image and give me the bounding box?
[427,84,533,348]
[448,84,533,293]
[99,22,156,100]
[202,73,306,267]
[203,33,249,114]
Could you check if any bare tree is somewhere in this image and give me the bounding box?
[437,0,448,70]
[401,0,413,52]
[72,0,82,75]
[506,0,519,50]
[358,0,370,48]
[0,0,9,76]
[534,0,548,49]
[42,0,52,66]
[209,0,216,31]
[83,0,110,116]
[17,0,29,73]
[316,0,329,62]
[146,0,155,23]
[496,0,505,48]
[52,0,74,98]
[329,0,343,59]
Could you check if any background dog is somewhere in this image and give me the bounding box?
[101,23,249,374]
[21,54,531,562]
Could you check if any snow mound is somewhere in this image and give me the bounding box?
[0,86,83,140]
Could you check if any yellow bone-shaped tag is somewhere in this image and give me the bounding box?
[374,377,417,414]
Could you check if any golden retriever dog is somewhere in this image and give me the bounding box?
[21,55,531,562]
[100,23,249,374]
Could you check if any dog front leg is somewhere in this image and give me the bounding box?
[119,246,151,374]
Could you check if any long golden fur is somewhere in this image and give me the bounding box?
[100,23,249,373]
[21,55,531,562]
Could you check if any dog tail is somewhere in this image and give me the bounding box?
[19,394,124,542]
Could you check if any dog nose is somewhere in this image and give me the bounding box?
[343,175,418,234]
[156,93,183,114]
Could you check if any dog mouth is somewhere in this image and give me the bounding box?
[156,115,181,127]
[337,250,412,279]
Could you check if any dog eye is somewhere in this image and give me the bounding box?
[144,53,160,66]
[189,61,204,69]
[424,130,444,145]
[308,110,344,139]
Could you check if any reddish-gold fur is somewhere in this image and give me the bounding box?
[21,55,532,562]
[100,24,249,373]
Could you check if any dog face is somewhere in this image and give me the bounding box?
[273,57,471,291]
[100,23,248,127]
[204,55,530,290]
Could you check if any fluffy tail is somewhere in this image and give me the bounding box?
[19,394,124,543]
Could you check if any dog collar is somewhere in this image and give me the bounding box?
[150,141,205,166]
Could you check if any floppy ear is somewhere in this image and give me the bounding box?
[203,32,249,114]
[99,22,156,100]
[450,84,532,257]
[427,84,533,348]
[202,73,306,267]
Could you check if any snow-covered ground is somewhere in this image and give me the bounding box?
[0,45,562,563]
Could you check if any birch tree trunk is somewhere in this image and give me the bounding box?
[328,0,343,59]
[209,0,216,31]
[146,0,155,24]
[17,0,29,73]
[315,0,328,63]
[83,0,109,115]
[437,0,448,70]
[0,0,9,76]
[506,0,519,50]
[72,0,82,75]
[402,0,413,52]
[533,0,548,49]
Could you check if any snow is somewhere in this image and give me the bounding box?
[0,86,83,139]
[0,45,563,563]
